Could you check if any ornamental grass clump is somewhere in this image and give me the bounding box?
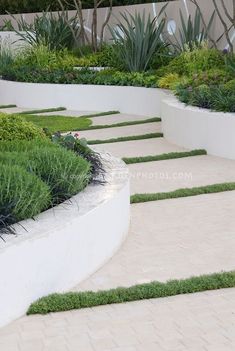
[0,164,51,231]
[0,140,92,205]
[0,129,92,234]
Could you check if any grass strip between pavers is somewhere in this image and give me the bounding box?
[27,271,235,315]
[88,133,163,145]
[0,104,17,109]
[123,149,207,164]
[81,117,161,131]
[19,107,67,115]
[131,182,235,204]
[84,110,120,118]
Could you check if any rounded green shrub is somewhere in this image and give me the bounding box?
[15,45,79,70]
[158,73,182,89]
[0,114,45,141]
[0,164,51,226]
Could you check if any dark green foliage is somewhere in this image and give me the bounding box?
[176,82,235,112]
[27,271,235,314]
[13,11,80,50]
[0,141,91,204]
[51,132,105,185]
[2,67,159,87]
[0,0,175,15]
[131,182,235,204]
[110,10,167,72]
[0,104,16,108]
[0,139,92,233]
[123,149,207,164]
[88,133,163,145]
[0,163,51,229]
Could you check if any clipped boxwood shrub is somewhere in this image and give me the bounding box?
[0,163,51,228]
[0,113,46,141]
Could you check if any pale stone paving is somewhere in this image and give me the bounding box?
[93,138,187,158]
[78,122,161,140]
[1,109,235,350]
[129,155,235,195]
[77,191,235,291]
[0,289,234,351]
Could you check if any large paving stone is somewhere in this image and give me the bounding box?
[129,155,235,195]
[93,138,187,158]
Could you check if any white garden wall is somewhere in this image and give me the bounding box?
[0,78,235,159]
[161,96,235,160]
[0,80,164,116]
[0,153,130,328]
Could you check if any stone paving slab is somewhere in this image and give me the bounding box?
[34,111,156,127]
[76,191,235,291]
[0,107,34,114]
[93,138,187,158]
[90,113,157,126]
[129,155,235,195]
[0,288,234,351]
[78,122,161,141]
[35,110,100,117]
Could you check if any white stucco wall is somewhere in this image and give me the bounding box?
[161,96,235,160]
[0,80,164,116]
[0,153,130,327]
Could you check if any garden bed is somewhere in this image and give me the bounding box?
[0,151,130,327]
[161,95,235,160]
[0,79,165,116]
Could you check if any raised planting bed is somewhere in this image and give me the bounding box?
[161,95,235,160]
[0,151,130,327]
[0,80,165,117]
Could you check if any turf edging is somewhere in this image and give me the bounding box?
[123,149,207,164]
[81,117,161,131]
[0,104,17,109]
[19,107,66,115]
[131,182,235,204]
[27,271,235,315]
[88,133,163,145]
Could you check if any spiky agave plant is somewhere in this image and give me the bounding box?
[110,6,168,72]
[11,10,80,50]
[170,8,215,53]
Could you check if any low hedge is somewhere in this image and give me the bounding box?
[27,271,235,315]
[0,0,175,15]
[2,67,159,87]
[0,113,46,141]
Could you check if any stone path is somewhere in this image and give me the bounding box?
[79,122,161,140]
[1,110,235,350]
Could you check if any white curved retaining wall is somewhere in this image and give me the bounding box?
[161,96,235,160]
[0,80,163,117]
[1,79,235,159]
[0,153,130,327]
